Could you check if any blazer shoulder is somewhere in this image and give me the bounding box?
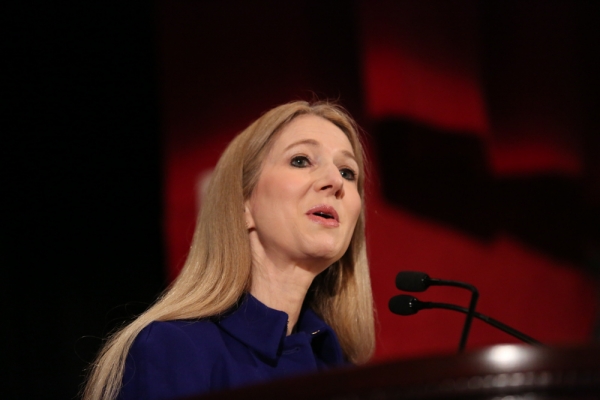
[120,320,223,400]
[133,319,223,353]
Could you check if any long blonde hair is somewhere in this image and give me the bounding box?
[83,100,375,400]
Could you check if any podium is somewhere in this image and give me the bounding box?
[195,344,600,399]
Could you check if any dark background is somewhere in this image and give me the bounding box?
[4,1,600,399]
[4,3,165,398]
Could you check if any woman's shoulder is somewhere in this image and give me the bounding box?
[132,319,223,351]
[120,319,226,399]
[124,320,228,382]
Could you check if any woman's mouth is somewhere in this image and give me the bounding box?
[306,205,340,227]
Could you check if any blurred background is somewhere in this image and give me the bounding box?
[4,1,600,398]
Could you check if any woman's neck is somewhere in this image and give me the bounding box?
[249,259,318,336]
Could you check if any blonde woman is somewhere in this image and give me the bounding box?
[83,101,375,400]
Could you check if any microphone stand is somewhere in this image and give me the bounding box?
[429,279,478,353]
[428,301,543,346]
[389,294,544,346]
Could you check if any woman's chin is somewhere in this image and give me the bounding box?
[301,244,345,267]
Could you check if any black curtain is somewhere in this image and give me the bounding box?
[3,3,165,398]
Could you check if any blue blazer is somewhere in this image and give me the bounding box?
[118,294,345,400]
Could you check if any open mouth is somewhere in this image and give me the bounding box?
[306,205,339,224]
[312,211,334,219]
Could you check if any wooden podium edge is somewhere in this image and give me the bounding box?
[191,344,600,400]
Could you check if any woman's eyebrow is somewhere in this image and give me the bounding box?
[341,149,357,164]
[284,139,320,151]
[284,139,357,162]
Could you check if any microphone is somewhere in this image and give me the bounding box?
[389,294,543,346]
[396,270,475,292]
[396,271,479,353]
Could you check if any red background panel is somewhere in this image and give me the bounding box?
[158,0,599,362]
[360,0,489,136]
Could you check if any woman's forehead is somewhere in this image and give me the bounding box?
[269,114,356,154]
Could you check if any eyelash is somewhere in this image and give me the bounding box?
[290,155,357,181]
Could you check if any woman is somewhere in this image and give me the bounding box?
[83,100,375,400]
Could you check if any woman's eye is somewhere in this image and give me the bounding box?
[290,156,310,168]
[340,168,356,181]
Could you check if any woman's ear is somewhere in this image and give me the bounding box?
[244,202,255,230]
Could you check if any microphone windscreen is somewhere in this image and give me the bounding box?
[388,295,419,316]
[396,271,430,292]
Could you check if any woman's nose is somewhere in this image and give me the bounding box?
[315,164,344,199]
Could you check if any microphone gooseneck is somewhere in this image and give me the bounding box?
[395,271,479,353]
[389,294,544,346]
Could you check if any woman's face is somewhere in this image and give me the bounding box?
[245,114,362,271]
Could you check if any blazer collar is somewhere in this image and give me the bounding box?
[217,294,336,362]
